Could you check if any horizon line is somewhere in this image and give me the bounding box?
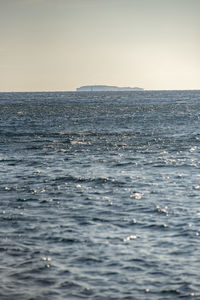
[0,89,200,93]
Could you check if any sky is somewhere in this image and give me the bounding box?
[0,0,200,91]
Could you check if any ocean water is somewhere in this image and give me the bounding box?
[0,90,200,300]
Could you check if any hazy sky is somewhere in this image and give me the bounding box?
[0,0,200,91]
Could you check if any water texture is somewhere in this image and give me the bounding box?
[0,90,200,299]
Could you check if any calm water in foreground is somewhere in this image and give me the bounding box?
[0,90,200,299]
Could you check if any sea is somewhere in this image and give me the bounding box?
[0,90,200,300]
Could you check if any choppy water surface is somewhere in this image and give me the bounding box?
[0,90,200,299]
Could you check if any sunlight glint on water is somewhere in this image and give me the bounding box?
[0,90,200,299]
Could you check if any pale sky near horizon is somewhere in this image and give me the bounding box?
[0,0,199,91]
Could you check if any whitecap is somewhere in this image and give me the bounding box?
[123,234,139,242]
[70,140,87,145]
[130,192,143,199]
[193,185,200,190]
[189,146,197,152]
[156,205,168,216]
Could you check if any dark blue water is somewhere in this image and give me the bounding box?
[0,90,200,299]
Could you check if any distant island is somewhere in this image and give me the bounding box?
[76,85,144,91]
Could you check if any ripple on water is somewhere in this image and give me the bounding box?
[1,91,200,299]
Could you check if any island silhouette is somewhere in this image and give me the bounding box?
[76,85,144,91]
